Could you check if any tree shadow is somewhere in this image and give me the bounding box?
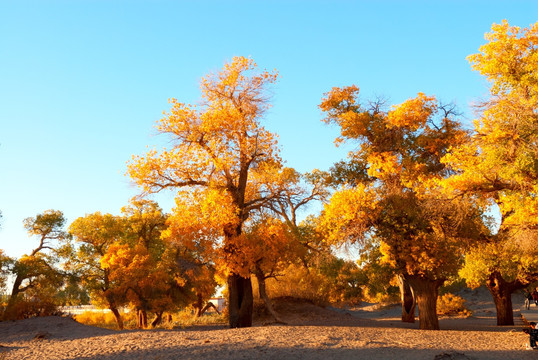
[37,343,538,360]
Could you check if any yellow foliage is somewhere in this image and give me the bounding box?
[366,152,402,179]
[319,184,378,245]
[387,93,437,130]
[437,293,472,317]
[443,20,538,235]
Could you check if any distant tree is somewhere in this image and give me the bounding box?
[354,238,400,304]
[3,210,66,320]
[67,212,126,329]
[56,273,90,306]
[162,210,218,320]
[242,215,298,324]
[0,249,10,294]
[247,167,329,322]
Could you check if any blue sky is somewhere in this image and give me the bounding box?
[1,0,537,258]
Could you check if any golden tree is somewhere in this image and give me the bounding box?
[443,20,538,325]
[319,88,486,330]
[3,210,66,320]
[128,56,284,328]
[67,212,127,329]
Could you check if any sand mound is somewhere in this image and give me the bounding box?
[254,297,354,325]
[0,315,115,343]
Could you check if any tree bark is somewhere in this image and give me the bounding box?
[406,275,443,330]
[227,273,253,328]
[109,306,124,330]
[194,293,204,317]
[255,265,286,324]
[3,275,24,319]
[151,311,163,328]
[137,309,148,329]
[397,274,415,323]
[485,271,525,326]
[199,302,220,316]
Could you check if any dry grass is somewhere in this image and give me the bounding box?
[74,309,226,330]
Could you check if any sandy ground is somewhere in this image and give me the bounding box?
[0,288,536,360]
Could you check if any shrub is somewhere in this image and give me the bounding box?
[75,308,226,329]
[2,294,61,321]
[75,310,137,329]
[263,264,331,306]
[437,293,472,317]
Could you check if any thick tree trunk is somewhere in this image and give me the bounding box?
[104,291,124,330]
[397,274,415,323]
[406,275,443,330]
[255,265,286,324]
[227,273,253,328]
[485,271,525,326]
[109,306,124,330]
[137,309,148,329]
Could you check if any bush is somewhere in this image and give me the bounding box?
[437,293,472,317]
[75,308,226,330]
[263,264,331,306]
[2,295,62,321]
[74,310,134,329]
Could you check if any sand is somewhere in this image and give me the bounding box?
[0,288,535,360]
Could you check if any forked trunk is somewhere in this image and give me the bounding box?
[397,274,415,323]
[199,302,220,316]
[406,275,443,330]
[398,275,416,323]
[227,273,253,328]
[151,312,163,328]
[485,271,524,326]
[255,265,286,324]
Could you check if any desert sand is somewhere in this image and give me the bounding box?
[0,288,535,360]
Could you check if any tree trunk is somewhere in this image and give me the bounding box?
[3,275,23,320]
[397,274,415,323]
[406,275,443,330]
[104,291,124,330]
[255,265,286,324]
[109,306,124,330]
[227,273,253,328]
[199,302,220,316]
[194,293,204,317]
[137,309,148,329]
[151,311,163,328]
[485,271,524,326]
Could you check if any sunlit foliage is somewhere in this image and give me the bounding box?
[319,86,485,329]
[128,56,287,328]
[2,210,66,320]
[442,20,538,325]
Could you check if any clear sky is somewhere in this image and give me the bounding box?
[1,0,537,258]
